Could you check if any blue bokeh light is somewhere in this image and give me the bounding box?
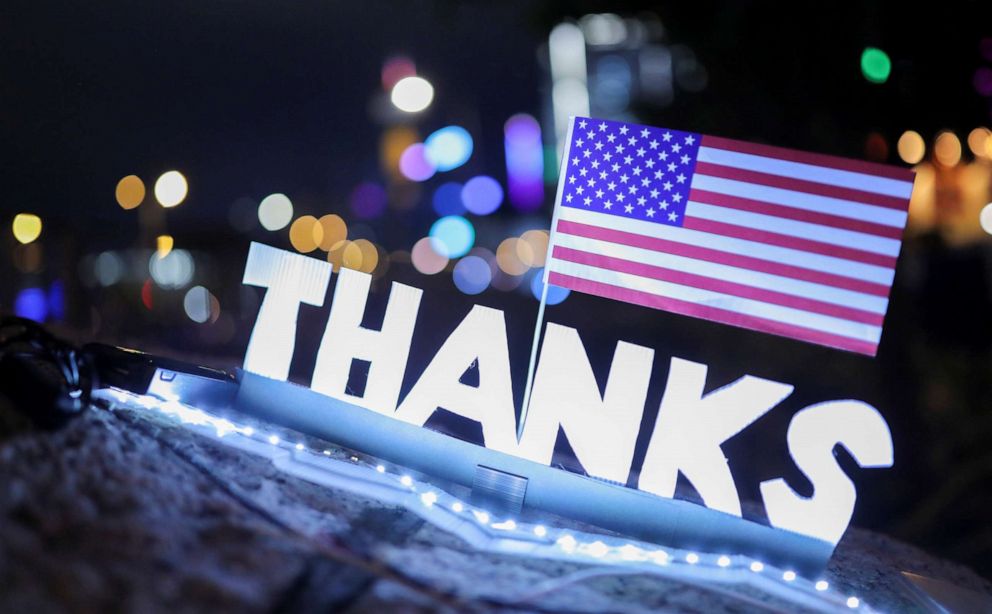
[15,287,48,322]
[429,215,475,258]
[432,182,466,217]
[530,269,570,305]
[461,176,504,216]
[425,126,473,172]
[453,256,492,295]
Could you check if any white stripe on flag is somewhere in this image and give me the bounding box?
[686,202,903,256]
[552,232,889,314]
[558,206,896,285]
[697,146,915,198]
[547,259,883,343]
[690,174,909,227]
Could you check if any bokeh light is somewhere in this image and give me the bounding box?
[15,288,48,322]
[429,216,474,258]
[504,113,544,211]
[897,131,925,165]
[864,132,888,162]
[95,251,123,286]
[432,182,466,216]
[156,234,174,259]
[149,249,194,289]
[382,55,416,91]
[399,143,436,181]
[453,256,492,295]
[154,170,188,207]
[352,238,379,273]
[141,279,154,310]
[980,203,992,235]
[390,76,434,112]
[860,47,891,84]
[411,237,448,274]
[12,213,42,244]
[496,238,531,276]
[519,229,550,267]
[13,243,43,274]
[289,215,323,253]
[967,127,990,158]
[381,127,418,178]
[974,67,992,97]
[934,131,962,167]
[341,241,364,270]
[258,193,294,231]
[425,126,473,171]
[350,182,387,219]
[461,176,503,215]
[184,286,213,323]
[115,175,146,209]
[530,270,570,305]
[317,214,347,251]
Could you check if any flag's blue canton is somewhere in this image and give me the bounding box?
[560,117,702,227]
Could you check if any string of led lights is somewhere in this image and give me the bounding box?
[94,387,873,613]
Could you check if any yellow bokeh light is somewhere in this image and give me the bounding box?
[341,241,364,270]
[327,239,350,272]
[154,170,188,207]
[12,213,42,244]
[289,215,323,253]
[317,214,347,251]
[496,238,530,276]
[968,127,991,159]
[116,175,146,209]
[381,127,419,177]
[896,131,925,165]
[934,131,961,167]
[156,235,174,259]
[519,229,550,267]
[352,239,379,273]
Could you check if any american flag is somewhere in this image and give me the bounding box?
[545,117,916,356]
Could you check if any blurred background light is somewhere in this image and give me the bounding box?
[317,214,347,251]
[452,255,492,295]
[974,67,992,97]
[149,249,194,289]
[461,175,503,215]
[980,203,992,235]
[183,286,212,323]
[350,181,387,219]
[504,114,544,211]
[496,238,531,276]
[432,182,466,216]
[429,215,474,258]
[156,234,174,259]
[352,238,379,273]
[425,126,473,171]
[258,193,294,231]
[399,143,437,181]
[381,127,418,178]
[382,55,416,91]
[967,127,991,158]
[94,251,123,287]
[115,175,146,210]
[390,75,434,112]
[12,213,42,244]
[864,132,889,162]
[289,215,323,253]
[15,288,48,322]
[897,131,926,165]
[47,281,64,321]
[154,170,188,207]
[341,240,364,270]
[548,22,589,156]
[530,270,570,305]
[934,131,962,167]
[411,237,448,274]
[519,229,550,267]
[861,47,891,84]
[13,243,43,274]
[579,13,626,47]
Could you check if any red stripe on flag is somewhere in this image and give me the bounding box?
[700,135,915,183]
[552,246,885,326]
[554,220,892,297]
[688,188,904,239]
[693,161,910,211]
[682,217,899,268]
[548,272,879,356]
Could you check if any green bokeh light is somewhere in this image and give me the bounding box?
[861,47,891,84]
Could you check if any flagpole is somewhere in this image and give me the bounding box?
[517,277,549,439]
[516,116,579,440]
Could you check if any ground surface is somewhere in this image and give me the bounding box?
[0,399,990,613]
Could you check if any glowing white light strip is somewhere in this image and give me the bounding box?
[94,387,873,613]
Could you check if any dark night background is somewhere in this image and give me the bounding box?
[3,0,992,577]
